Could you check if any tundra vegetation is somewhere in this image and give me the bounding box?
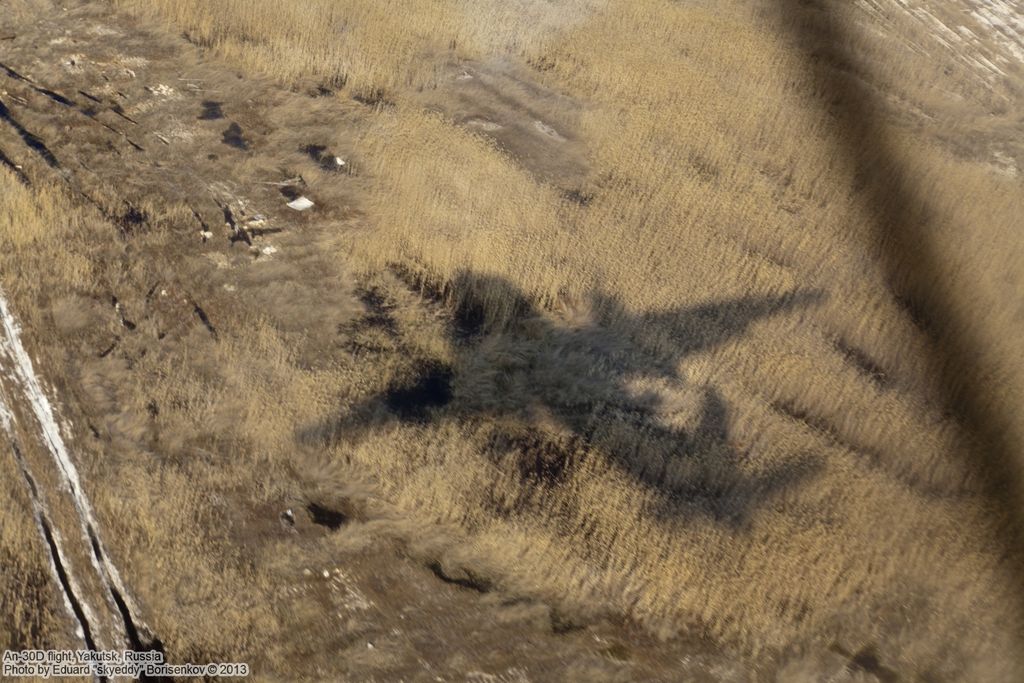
[2,0,1023,678]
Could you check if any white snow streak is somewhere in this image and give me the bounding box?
[0,287,144,631]
[877,0,1022,86]
[0,384,94,643]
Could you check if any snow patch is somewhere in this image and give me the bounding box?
[971,1,1024,63]
[145,83,177,98]
[0,388,12,431]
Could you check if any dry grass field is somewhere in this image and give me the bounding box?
[1,0,1022,678]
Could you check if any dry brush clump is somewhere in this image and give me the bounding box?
[21,0,1024,675]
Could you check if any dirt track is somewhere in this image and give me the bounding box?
[1,287,164,676]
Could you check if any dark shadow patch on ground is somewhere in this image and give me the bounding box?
[850,646,899,683]
[78,89,102,104]
[427,561,492,593]
[306,502,347,530]
[354,286,399,336]
[116,200,149,238]
[278,185,301,201]
[111,295,137,330]
[0,98,60,168]
[303,143,327,162]
[561,188,594,206]
[384,362,453,421]
[338,285,402,356]
[830,643,899,683]
[189,299,218,340]
[303,143,345,171]
[109,104,136,125]
[834,337,889,387]
[198,100,224,120]
[221,122,249,150]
